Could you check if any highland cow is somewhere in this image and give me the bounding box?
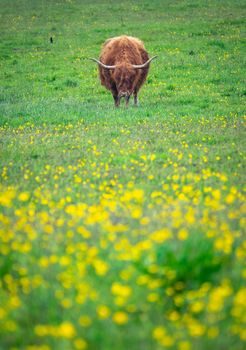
[90,36,157,107]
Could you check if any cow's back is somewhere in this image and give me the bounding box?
[100,36,147,65]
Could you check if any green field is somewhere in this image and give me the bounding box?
[0,0,245,349]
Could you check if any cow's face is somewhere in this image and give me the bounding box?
[113,66,136,98]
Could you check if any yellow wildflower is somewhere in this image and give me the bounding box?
[97,305,110,319]
[112,311,128,325]
[59,322,76,338]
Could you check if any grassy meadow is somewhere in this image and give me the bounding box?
[0,0,246,349]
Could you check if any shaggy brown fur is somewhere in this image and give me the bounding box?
[97,36,151,107]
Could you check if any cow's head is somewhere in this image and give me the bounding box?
[113,65,136,99]
[90,56,157,105]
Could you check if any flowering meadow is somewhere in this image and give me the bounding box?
[1,0,245,349]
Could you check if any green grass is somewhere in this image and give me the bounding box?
[0,1,245,349]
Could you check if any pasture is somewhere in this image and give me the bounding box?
[0,0,245,349]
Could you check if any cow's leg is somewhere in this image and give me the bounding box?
[125,95,130,108]
[133,91,138,106]
[113,95,120,107]
[110,83,119,107]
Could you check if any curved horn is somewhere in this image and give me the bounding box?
[132,55,158,69]
[89,58,116,69]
